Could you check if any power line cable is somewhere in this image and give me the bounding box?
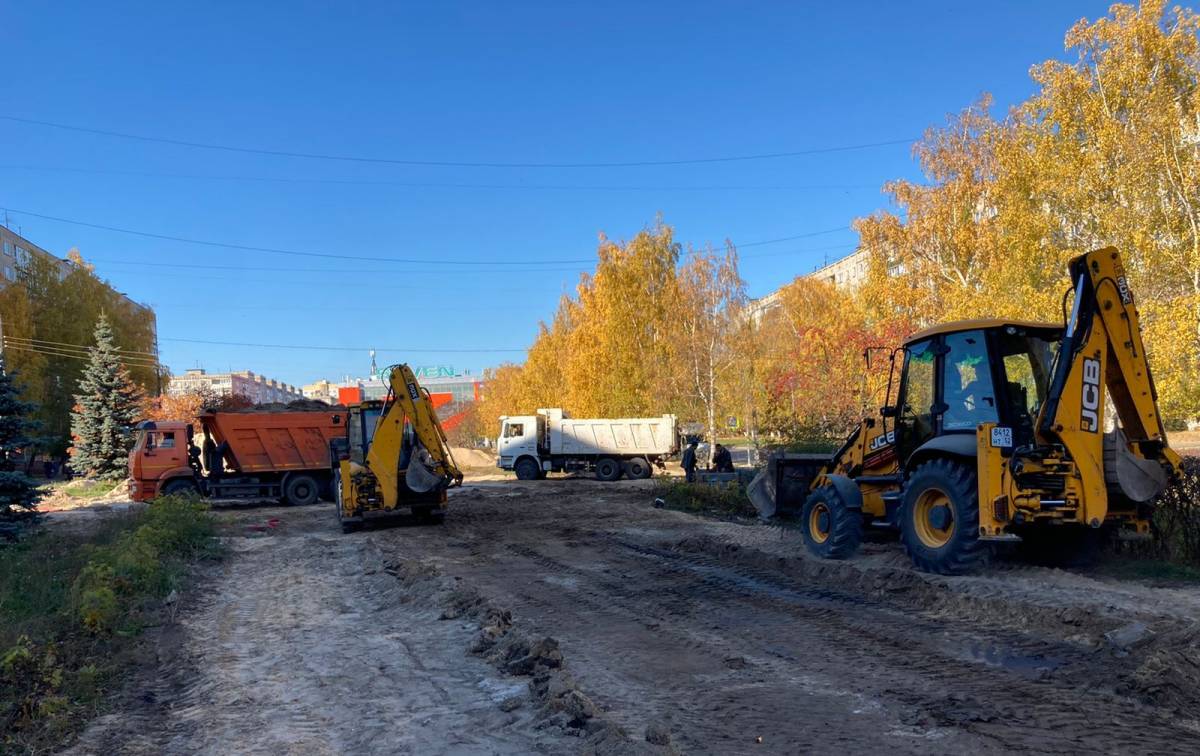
[160,336,526,354]
[4,338,160,363]
[0,206,594,265]
[6,334,159,357]
[0,163,881,192]
[3,342,160,368]
[0,115,915,168]
[86,258,587,275]
[86,241,855,276]
[0,205,854,266]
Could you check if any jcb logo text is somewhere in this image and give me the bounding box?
[1080,358,1101,432]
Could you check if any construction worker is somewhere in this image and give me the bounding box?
[713,444,734,473]
[681,439,698,483]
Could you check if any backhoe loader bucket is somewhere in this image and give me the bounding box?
[404,443,445,494]
[1104,429,1170,503]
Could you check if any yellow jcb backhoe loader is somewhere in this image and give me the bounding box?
[330,364,463,533]
[748,247,1181,574]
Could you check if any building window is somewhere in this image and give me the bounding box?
[3,267,14,282]
[2,242,10,256]
[14,247,29,266]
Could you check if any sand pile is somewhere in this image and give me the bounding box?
[451,447,497,467]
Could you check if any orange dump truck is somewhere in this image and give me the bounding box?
[128,407,347,505]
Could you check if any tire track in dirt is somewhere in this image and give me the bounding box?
[382,482,1200,755]
[65,525,576,756]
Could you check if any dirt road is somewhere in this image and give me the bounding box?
[70,479,1200,755]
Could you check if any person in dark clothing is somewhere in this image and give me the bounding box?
[42,459,55,479]
[713,444,734,473]
[681,440,698,483]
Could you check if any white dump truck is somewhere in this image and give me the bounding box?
[498,408,678,481]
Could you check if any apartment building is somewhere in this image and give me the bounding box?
[168,368,305,404]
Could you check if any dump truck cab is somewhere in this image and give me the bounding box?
[128,420,196,500]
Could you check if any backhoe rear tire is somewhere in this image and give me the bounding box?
[515,458,541,481]
[900,458,987,575]
[800,485,863,560]
[595,457,623,482]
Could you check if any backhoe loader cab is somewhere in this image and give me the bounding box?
[755,247,1182,574]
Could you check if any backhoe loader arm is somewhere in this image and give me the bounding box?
[365,364,463,509]
[1037,248,1180,520]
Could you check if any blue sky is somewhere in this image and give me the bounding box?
[2,1,1112,386]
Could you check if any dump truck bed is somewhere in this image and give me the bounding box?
[548,414,677,456]
[202,409,346,474]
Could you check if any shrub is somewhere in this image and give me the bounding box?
[1139,457,1200,566]
[652,478,757,518]
[1,494,218,750]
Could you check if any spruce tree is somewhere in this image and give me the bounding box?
[70,315,143,480]
[0,367,42,523]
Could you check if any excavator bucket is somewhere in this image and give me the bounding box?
[404,443,444,494]
[746,466,777,520]
[1104,429,1170,503]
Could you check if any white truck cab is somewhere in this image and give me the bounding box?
[498,414,540,472]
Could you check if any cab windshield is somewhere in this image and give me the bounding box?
[997,331,1058,430]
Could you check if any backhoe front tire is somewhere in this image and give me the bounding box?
[514,458,541,481]
[595,457,623,482]
[801,485,863,560]
[901,458,987,575]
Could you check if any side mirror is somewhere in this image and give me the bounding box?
[880,405,898,418]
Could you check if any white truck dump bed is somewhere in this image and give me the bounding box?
[551,412,677,455]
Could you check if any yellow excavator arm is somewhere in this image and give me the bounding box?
[1037,247,1181,520]
[366,363,463,508]
[336,363,463,531]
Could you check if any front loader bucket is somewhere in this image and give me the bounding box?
[746,467,777,520]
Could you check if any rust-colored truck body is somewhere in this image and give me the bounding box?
[128,408,346,504]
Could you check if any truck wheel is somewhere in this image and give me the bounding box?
[595,457,623,482]
[284,474,319,507]
[900,459,987,575]
[800,485,863,560]
[624,457,652,480]
[161,478,198,498]
[514,458,541,481]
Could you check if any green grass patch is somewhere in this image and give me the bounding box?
[1094,557,1200,585]
[0,495,220,753]
[653,478,757,519]
[61,480,123,500]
